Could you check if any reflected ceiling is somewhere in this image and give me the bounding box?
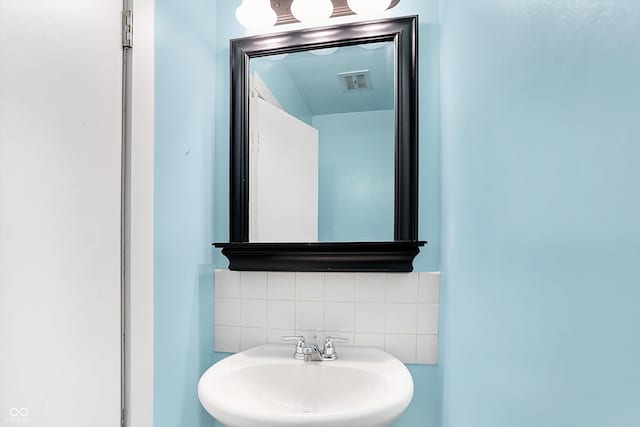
[253,42,394,116]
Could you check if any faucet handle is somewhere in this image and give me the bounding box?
[323,336,349,360]
[325,337,349,345]
[282,335,305,343]
[282,335,306,360]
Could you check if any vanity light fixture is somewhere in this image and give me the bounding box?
[347,0,392,16]
[235,0,400,30]
[290,0,334,24]
[235,0,278,30]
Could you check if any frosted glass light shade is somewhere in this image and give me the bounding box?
[291,0,334,23]
[347,0,392,16]
[236,0,277,30]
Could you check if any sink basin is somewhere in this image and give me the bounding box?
[198,344,414,427]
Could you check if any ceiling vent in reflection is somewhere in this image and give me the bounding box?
[338,70,372,92]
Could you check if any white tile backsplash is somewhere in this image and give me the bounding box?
[295,273,325,300]
[214,270,241,298]
[385,334,417,364]
[267,272,296,300]
[214,270,440,365]
[386,303,418,334]
[325,273,356,302]
[355,273,387,302]
[417,304,439,334]
[241,272,267,299]
[295,301,324,331]
[215,298,241,326]
[354,333,385,349]
[267,300,295,330]
[354,302,386,333]
[325,302,355,332]
[416,335,439,364]
[215,326,241,353]
[418,272,440,304]
[386,273,419,303]
[267,328,295,344]
[241,299,267,328]
[240,327,267,351]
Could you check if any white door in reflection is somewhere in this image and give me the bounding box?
[250,96,319,242]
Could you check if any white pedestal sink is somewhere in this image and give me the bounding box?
[198,344,414,427]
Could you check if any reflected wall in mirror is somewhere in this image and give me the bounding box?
[249,42,395,242]
[217,15,423,272]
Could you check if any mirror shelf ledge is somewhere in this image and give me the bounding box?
[213,241,426,273]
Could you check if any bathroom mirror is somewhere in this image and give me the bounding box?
[249,41,396,243]
[215,15,424,272]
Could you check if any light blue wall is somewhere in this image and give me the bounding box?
[157,1,640,426]
[251,59,313,125]
[154,0,217,426]
[440,1,640,427]
[251,58,312,125]
[313,110,395,242]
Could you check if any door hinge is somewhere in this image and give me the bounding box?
[122,10,133,48]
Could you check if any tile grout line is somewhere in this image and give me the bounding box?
[351,274,356,345]
[293,272,298,336]
[238,272,245,351]
[414,272,421,362]
[383,273,388,351]
[264,274,269,347]
[322,273,327,340]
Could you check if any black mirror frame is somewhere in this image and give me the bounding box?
[215,15,425,272]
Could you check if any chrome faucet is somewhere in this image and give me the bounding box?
[302,338,323,362]
[282,335,349,361]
